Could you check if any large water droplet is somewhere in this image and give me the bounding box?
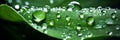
[14,4,20,9]
[67,1,82,11]
[33,11,45,23]
[105,19,114,24]
[87,16,94,26]
[66,16,71,22]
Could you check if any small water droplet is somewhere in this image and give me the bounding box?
[43,8,48,12]
[50,0,54,4]
[101,10,106,15]
[105,19,114,24]
[56,14,61,19]
[78,33,82,37]
[79,13,84,19]
[111,13,116,19]
[14,4,20,9]
[16,0,21,3]
[25,1,29,5]
[68,23,71,25]
[87,16,94,26]
[116,27,120,30]
[94,24,104,29]
[49,21,54,26]
[44,30,48,34]
[87,33,93,37]
[8,0,12,3]
[77,26,81,31]
[106,31,113,35]
[66,16,71,22]
[67,1,82,11]
[42,23,47,30]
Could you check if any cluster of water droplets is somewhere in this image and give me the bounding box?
[15,0,120,40]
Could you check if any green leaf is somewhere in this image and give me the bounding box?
[0,4,24,22]
[1,0,120,40]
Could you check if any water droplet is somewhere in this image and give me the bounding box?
[16,0,21,3]
[94,24,103,29]
[44,30,48,34]
[25,1,29,5]
[79,13,84,19]
[107,31,113,35]
[49,21,54,26]
[14,4,20,9]
[78,33,82,37]
[67,1,82,11]
[87,16,94,26]
[101,10,106,15]
[56,14,61,19]
[116,27,120,30]
[87,33,93,37]
[68,23,71,25]
[111,13,116,19]
[43,8,48,12]
[45,5,51,9]
[66,16,71,22]
[50,0,54,4]
[105,19,114,24]
[8,0,12,3]
[42,23,47,30]
[33,11,45,23]
[67,8,73,11]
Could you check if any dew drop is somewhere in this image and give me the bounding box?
[111,13,116,19]
[50,0,54,4]
[44,30,48,34]
[79,13,84,19]
[87,16,94,26]
[66,16,71,22]
[87,33,93,37]
[33,11,45,23]
[68,22,71,25]
[14,4,20,9]
[94,24,103,29]
[43,8,48,12]
[56,14,61,19]
[78,33,82,37]
[107,31,113,35]
[42,23,47,30]
[67,1,82,11]
[105,19,114,24]
[8,0,12,3]
[49,21,54,26]
[101,10,106,15]
[25,1,29,5]
[116,27,120,30]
